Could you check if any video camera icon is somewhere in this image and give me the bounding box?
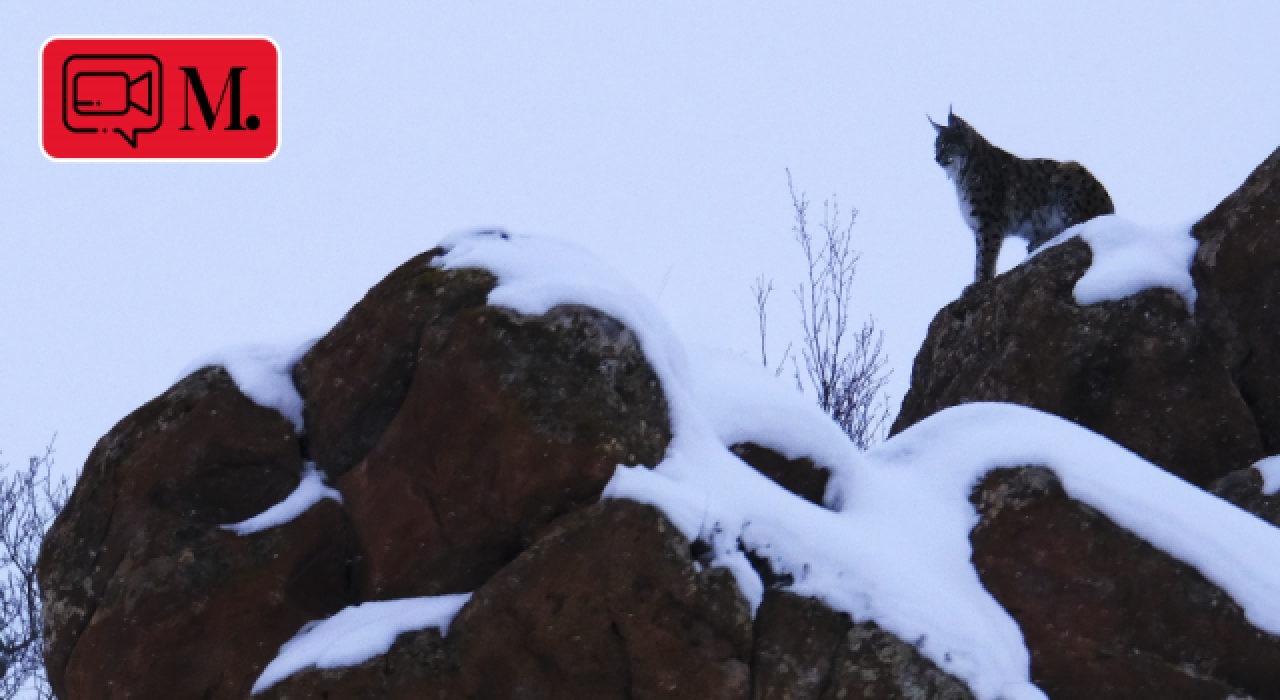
[63,55,162,148]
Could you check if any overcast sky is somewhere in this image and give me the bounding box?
[3,1,1279,480]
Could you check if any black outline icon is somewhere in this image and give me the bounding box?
[63,54,163,148]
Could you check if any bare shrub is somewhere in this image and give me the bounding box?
[754,171,892,449]
[0,441,68,700]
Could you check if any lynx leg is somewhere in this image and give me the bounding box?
[974,227,1003,284]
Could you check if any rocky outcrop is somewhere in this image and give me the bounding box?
[890,237,1263,489]
[38,146,1280,700]
[38,250,676,700]
[886,144,1280,698]
[892,148,1280,493]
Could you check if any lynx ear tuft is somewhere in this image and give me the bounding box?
[948,106,958,126]
[928,114,942,132]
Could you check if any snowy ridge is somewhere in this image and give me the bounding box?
[1033,214,1200,310]
[222,463,342,536]
[437,230,1280,700]
[181,336,320,432]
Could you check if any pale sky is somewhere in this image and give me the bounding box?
[3,1,1279,480]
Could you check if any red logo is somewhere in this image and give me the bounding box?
[41,37,279,161]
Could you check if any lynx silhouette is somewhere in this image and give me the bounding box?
[931,111,1115,284]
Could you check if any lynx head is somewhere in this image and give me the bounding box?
[929,109,978,179]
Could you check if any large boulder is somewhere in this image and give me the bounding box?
[893,148,1280,493]
[1192,145,1280,455]
[890,236,1263,488]
[260,500,753,700]
[970,467,1280,698]
[295,250,671,599]
[37,367,363,700]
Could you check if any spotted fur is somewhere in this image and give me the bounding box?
[932,111,1115,284]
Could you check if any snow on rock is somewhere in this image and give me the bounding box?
[223,463,342,535]
[1255,456,1280,496]
[437,229,1280,700]
[686,345,858,505]
[251,593,472,695]
[1034,214,1199,310]
[181,336,319,432]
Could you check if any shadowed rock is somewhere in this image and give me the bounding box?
[1192,145,1280,454]
[38,367,363,700]
[731,443,830,506]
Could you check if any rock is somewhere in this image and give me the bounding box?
[1192,145,1280,454]
[448,500,752,700]
[261,626,457,700]
[37,367,363,700]
[731,443,830,506]
[750,591,974,700]
[751,591,850,700]
[970,466,1280,698]
[822,621,976,700]
[1211,466,1280,527]
[291,249,494,482]
[261,500,754,700]
[303,253,671,599]
[891,235,1264,488]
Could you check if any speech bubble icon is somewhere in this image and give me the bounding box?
[63,55,162,148]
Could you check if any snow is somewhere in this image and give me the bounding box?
[251,594,472,695]
[1034,215,1199,310]
[180,336,319,432]
[434,229,1280,700]
[1254,456,1280,496]
[222,462,342,535]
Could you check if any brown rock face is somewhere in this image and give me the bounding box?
[295,250,670,600]
[750,591,975,700]
[1192,145,1280,454]
[37,367,363,700]
[890,236,1264,488]
[261,500,753,700]
[970,467,1280,698]
[292,250,495,482]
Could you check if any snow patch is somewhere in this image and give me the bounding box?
[1255,456,1280,496]
[181,336,319,432]
[251,594,472,695]
[435,230,1280,700]
[1034,215,1199,310]
[222,463,342,536]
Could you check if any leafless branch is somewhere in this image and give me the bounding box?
[0,439,67,700]
[752,274,774,367]
[785,169,892,449]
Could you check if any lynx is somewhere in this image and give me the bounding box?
[931,110,1115,284]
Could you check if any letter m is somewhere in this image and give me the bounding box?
[180,67,247,131]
